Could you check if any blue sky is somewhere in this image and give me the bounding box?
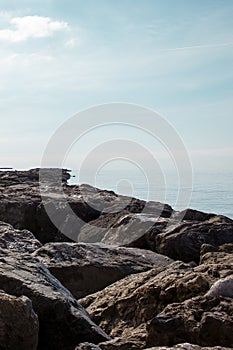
[0,0,233,173]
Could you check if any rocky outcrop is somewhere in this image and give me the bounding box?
[33,242,173,298]
[0,168,233,349]
[146,295,233,347]
[0,233,109,349]
[79,212,233,263]
[0,169,173,244]
[156,216,233,263]
[0,290,39,350]
[79,262,211,344]
[80,250,233,349]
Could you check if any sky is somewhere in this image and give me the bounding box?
[0,0,233,176]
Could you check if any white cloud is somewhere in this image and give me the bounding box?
[0,15,69,42]
[65,37,80,48]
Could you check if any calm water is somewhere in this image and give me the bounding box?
[70,170,233,219]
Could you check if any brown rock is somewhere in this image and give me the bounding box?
[79,261,210,344]
[33,242,172,298]
[144,344,232,349]
[146,296,233,348]
[156,216,233,263]
[0,290,39,350]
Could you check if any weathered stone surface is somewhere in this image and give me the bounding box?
[0,221,42,253]
[75,344,102,350]
[76,343,232,350]
[200,243,233,265]
[33,242,173,298]
[0,290,39,350]
[205,276,233,298]
[0,168,71,186]
[146,296,233,348]
[0,169,173,244]
[0,251,109,350]
[195,243,233,284]
[79,213,169,247]
[79,261,210,344]
[156,216,233,263]
[173,209,217,222]
[144,345,232,350]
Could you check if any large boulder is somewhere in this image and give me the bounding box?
[0,250,109,350]
[79,261,211,346]
[0,290,39,350]
[146,295,233,348]
[79,213,169,247]
[33,242,173,298]
[156,216,233,263]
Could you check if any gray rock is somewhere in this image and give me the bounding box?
[79,213,169,247]
[0,250,109,350]
[33,242,173,298]
[0,221,42,253]
[205,276,233,298]
[0,290,39,350]
[156,216,233,263]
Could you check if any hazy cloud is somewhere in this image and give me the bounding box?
[0,15,68,42]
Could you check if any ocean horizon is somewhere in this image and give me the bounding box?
[70,169,233,219]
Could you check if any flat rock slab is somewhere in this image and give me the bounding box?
[33,242,173,298]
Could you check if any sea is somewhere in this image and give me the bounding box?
[70,170,233,219]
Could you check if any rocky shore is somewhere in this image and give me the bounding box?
[0,168,232,350]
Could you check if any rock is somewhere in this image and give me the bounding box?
[144,344,232,349]
[0,290,39,350]
[98,336,145,349]
[75,343,102,350]
[0,169,173,244]
[0,251,110,350]
[33,242,173,298]
[174,209,216,222]
[75,343,232,350]
[0,221,42,253]
[200,243,233,265]
[79,213,169,247]
[205,276,233,298]
[0,168,71,186]
[146,296,233,348]
[79,261,210,345]
[156,216,233,263]
[196,243,233,283]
